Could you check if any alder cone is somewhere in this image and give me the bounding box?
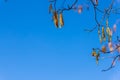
[92,51,97,57]
[102,46,106,53]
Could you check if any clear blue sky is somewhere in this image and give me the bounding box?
[0,0,120,80]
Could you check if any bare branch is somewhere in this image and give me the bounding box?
[102,55,120,71]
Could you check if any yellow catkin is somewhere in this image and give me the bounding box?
[59,13,64,27]
[53,11,59,28]
[102,27,106,41]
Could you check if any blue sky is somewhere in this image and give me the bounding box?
[0,0,120,80]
